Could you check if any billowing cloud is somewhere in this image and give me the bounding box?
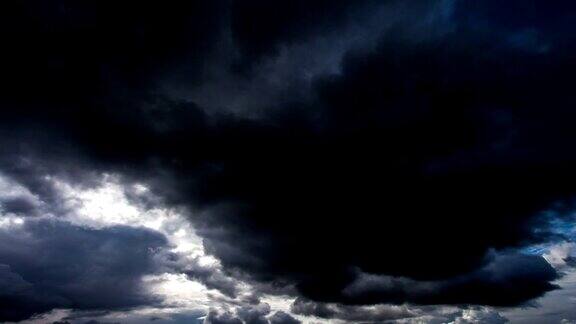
[203,305,301,324]
[1,0,576,322]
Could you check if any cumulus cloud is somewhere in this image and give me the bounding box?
[203,306,300,324]
[204,309,242,324]
[447,308,508,324]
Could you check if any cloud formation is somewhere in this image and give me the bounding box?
[1,0,576,322]
[0,219,169,322]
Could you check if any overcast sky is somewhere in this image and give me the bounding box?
[1,1,576,323]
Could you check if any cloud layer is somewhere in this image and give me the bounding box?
[1,0,576,322]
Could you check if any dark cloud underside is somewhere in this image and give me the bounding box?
[1,0,576,321]
[0,220,169,322]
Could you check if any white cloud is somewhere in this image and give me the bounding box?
[447,308,508,324]
[144,273,211,308]
[544,242,576,269]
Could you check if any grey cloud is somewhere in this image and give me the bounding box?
[268,311,301,324]
[203,302,298,324]
[0,197,38,216]
[236,302,271,324]
[341,253,557,306]
[290,298,416,322]
[0,219,171,322]
[177,0,456,119]
[204,309,243,324]
[1,0,576,322]
[184,256,240,298]
[447,308,508,324]
[0,170,45,217]
[0,148,104,218]
[395,307,508,324]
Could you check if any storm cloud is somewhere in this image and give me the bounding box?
[1,0,576,322]
[0,219,170,322]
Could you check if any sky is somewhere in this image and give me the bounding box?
[1,0,576,323]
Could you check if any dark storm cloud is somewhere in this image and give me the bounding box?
[229,0,383,68]
[195,16,576,306]
[289,299,510,324]
[1,0,576,320]
[291,298,417,322]
[0,219,170,322]
[341,253,558,306]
